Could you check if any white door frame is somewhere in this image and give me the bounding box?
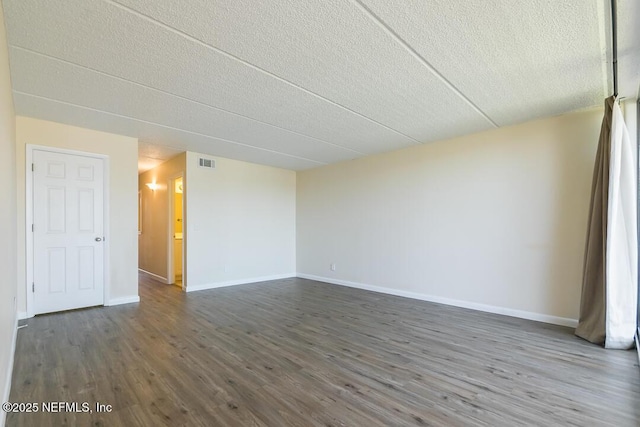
[167,171,186,291]
[25,144,110,318]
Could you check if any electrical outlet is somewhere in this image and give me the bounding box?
[330,263,336,271]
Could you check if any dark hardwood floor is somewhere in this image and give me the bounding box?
[7,274,640,426]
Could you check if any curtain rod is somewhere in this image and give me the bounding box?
[611,0,618,97]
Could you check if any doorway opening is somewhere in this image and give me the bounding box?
[169,175,184,289]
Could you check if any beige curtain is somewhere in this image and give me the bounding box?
[576,96,638,348]
[575,96,614,345]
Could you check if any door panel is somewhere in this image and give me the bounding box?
[33,150,104,314]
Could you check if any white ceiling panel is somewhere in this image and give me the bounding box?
[138,142,183,163]
[14,92,324,170]
[10,47,359,164]
[4,0,415,155]
[138,142,183,173]
[138,157,166,174]
[3,0,637,171]
[113,0,495,143]
[617,0,640,99]
[357,0,606,126]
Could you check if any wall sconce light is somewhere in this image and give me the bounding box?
[146,183,159,191]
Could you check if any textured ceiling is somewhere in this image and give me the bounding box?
[3,0,639,171]
[138,141,183,173]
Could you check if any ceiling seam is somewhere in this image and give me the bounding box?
[10,45,365,156]
[349,0,499,129]
[104,0,422,144]
[14,90,328,166]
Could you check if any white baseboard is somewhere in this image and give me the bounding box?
[138,268,168,284]
[17,311,28,320]
[106,296,140,306]
[186,273,296,293]
[2,313,19,427]
[297,273,579,328]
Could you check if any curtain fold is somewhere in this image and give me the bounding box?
[604,99,638,349]
[575,96,638,349]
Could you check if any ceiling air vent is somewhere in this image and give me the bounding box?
[198,157,216,169]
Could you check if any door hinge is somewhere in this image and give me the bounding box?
[31,163,34,172]
[32,282,34,293]
[31,224,34,232]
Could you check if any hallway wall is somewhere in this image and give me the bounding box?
[185,151,296,291]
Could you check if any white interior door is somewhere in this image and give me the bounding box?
[33,149,105,314]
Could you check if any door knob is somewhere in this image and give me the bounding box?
[95,237,102,242]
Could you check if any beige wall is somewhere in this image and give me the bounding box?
[16,117,139,311]
[0,2,17,419]
[297,108,606,324]
[138,153,186,281]
[185,151,296,290]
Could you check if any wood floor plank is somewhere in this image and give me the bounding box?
[7,274,640,426]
